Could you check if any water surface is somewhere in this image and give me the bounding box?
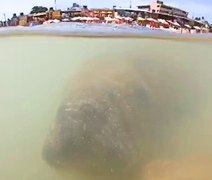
[0,33,212,180]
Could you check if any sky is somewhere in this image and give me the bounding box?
[0,0,211,22]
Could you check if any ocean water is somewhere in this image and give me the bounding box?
[0,26,212,180]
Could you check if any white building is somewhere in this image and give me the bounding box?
[137,0,188,18]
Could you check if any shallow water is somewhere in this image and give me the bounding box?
[0,34,212,180]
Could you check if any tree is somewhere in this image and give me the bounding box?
[30,6,48,14]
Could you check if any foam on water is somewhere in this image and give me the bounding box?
[0,22,170,35]
[0,22,211,41]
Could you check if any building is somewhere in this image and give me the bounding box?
[115,8,149,19]
[62,3,91,18]
[62,4,115,19]
[90,9,115,18]
[47,10,62,20]
[138,0,188,18]
[72,3,80,8]
[19,13,28,26]
[62,9,82,18]
[10,14,19,26]
[28,12,47,24]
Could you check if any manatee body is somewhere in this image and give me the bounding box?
[42,57,199,178]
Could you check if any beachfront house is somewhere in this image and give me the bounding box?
[90,9,115,18]
[47,9,62,20]
[10,13,19,26]
[19,13,28,26]
[137,0,188,18]
[61,3,91,19]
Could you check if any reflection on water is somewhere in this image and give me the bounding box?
[0,35,212,180]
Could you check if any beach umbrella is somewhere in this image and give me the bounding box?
[80,17,94,21]
[53,19,60,23]
[104,17,112,21]
[80,17,87,21]
[79,17,88,21]
[202,27,209,31]
[184,24,191,28]
[146,18,158,22]
[71,17,81,21]
[123,17,133,21]
[87,17,94,21]
[167,20,181,27]
[62,18,70,22]
[137,17,145,21]
[105,17,116,22]
[194,26,200,30]
[43,21,49,25]
[115,16,122,19]
[47,20,54,24]
[92,17,100,21]
[173,22,181,27]
[158,19,169,25]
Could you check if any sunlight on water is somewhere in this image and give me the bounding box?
[0,35,212,180]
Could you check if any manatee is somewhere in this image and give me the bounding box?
[42,56,200,179]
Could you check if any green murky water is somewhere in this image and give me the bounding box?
[0,35,212,180]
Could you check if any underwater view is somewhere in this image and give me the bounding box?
[0,28,212,180]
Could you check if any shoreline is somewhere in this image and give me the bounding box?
[0,28,212,42]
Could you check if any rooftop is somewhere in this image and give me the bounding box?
[115,7,149,12]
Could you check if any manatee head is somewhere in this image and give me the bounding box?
[42,58,153,177]
[42,57,199,179]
